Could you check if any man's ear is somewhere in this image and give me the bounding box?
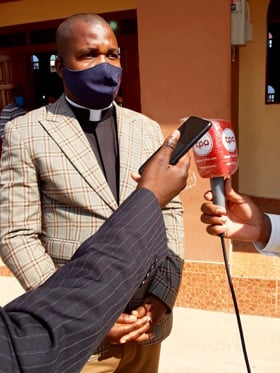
[55,56,63,78]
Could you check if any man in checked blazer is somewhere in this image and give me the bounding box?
[0,13,185,373]
[0,133,190,373]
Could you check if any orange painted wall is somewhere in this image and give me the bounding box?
[137,0,231,124]
[137,0,232,261]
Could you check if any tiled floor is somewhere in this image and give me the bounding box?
[159,307,280,373]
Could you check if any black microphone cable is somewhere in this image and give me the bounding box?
[219,232,251,373]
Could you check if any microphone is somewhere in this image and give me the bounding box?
[193,119,239,207]
[193,121,252,373]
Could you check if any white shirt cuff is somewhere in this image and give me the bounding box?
[254,214,280,257]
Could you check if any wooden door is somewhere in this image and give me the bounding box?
[0,49,32,111]
[0,53,15,110]
[119,32,141,112]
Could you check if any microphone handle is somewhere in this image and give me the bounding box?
[210,176,225,208]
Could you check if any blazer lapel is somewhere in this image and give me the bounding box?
[115,104,143,204]
[39,97,118,210]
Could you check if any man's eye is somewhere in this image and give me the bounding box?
[107,52,120,60]
[84,53,95,59]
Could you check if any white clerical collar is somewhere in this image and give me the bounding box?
[65,96,112,122]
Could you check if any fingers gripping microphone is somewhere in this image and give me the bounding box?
[193,119,239,207]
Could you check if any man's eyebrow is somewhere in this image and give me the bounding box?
[108,47,120,54]
[79,47,98,53]
[78,47,120,55]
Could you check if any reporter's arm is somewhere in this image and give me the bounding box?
[0,189,168,373]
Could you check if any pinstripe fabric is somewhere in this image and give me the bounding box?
[0,94,184,356]
[0,189,168,373]
[0,102,26,139]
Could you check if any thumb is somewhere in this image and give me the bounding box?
[224,178,242,203]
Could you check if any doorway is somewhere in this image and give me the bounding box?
[31,51,63,108]
[0,9,140,112]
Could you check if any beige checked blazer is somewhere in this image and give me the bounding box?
[0,95,184,355]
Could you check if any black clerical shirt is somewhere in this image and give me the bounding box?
[69,104,119,204]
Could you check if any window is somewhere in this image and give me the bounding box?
[49,54,57,73]
[109,20,118,34]
[267,85,275,103]
[32,55,39,71]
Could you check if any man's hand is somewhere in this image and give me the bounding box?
[116,295,168,344]
[106,312,152,345]
[107,295,168,344]
[200,178,271,244]
[130,295,167,343]
[132,130,191,208]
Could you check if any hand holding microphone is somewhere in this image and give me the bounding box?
[193,119,239,207]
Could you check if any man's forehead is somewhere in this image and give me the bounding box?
[71,19,111,35]
[73,22,117,42]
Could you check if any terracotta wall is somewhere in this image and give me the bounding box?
[137,0,232,262]
[137,0,231,123]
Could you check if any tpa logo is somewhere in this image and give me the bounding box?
[222,128,236,152]
[193,133,213,156]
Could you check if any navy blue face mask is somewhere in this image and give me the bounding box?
[63,62,122,109]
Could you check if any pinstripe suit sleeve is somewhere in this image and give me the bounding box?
[0,188,167,373]
[147,200,184,312]
[139,117,185,312]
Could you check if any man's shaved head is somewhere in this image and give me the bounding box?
[56,13,112,57]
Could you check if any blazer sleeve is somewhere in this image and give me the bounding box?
[0,189,168,373]
[0,120,57,290]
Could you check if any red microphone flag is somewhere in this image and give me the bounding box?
[193,119,238,207]
[193,119,238,179]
